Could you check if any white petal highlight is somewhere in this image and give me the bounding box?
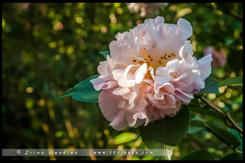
[197,54,213,80]
[177,18,193,40]
[135,63,147,84]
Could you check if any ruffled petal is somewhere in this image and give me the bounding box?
[174,88,194,103]
[146,93,158,105]
[135,63,147,84]
[176,18,193,40]
[113,87,130,96]
[112,68,136,87]
[196,54,213,80]
[149,67,172,85]
[109,110,128,131]
[154,82,175,94]
[90,78,107,91]
[133,109,149,126]
[98,61,109,77]
[98,90,121,121]
[179,41,193,62]
[128,91,137,108]
[90,78,117,91]
[165,59,180,73]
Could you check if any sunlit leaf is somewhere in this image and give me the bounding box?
[59,74,100,103]
[114,132,137,145]
[142,155,154,160]
[218,76,243,87]
[129,156,140,160]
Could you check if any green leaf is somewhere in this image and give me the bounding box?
[189,98,200,106]
[142,155,154,160]
[189,120,241,149]
[189,119,207,128]
[189,104,225,122]
[228,123,243,151]
[59,74,101,103]
[205,122,241,149]
[99,50,110,59]
[139,105,189,146]
[200,77,219,94]
[113,132,137,145]
[221,153,243,160]
[181,150,215,160]
[188,120,207,135]
[128,156,140,160]
[187,127,204,134]
[218,76,243,87]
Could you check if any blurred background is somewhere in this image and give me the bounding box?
[2,3,243,160]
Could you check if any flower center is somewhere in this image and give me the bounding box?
[132,48,177,79]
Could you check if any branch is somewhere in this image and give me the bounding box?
[197,96,243,136]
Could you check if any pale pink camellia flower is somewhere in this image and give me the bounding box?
[204,46,227,69]
[91,16,213,131]
[127,3,168,17]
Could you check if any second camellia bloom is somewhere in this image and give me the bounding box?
[91,16,213,131]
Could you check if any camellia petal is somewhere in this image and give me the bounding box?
[109,110,128,131]
[135,63,148,84]
[177,18,193,40]
[196,53,213,80]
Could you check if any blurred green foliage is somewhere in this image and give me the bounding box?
[2,3,243,160]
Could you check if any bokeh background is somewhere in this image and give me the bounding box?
[2,3,243,160]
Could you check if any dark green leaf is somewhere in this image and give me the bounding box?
[221,153,242,160]
[205,122,241,149]
[181,150,215,160]
[218,76,243,87]
[189,98,200,106]
[200,77,219,94]
[139,105,189,146]
[189,120,241,149]
[59,74,101,103]
[189,104,225,121]
[189,119,207,129]
[113,132,137,145]
[99,50,110,59]
[187,127,204,134]
[228,123,243,151]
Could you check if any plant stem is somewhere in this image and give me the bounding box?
[198,96,243,136]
